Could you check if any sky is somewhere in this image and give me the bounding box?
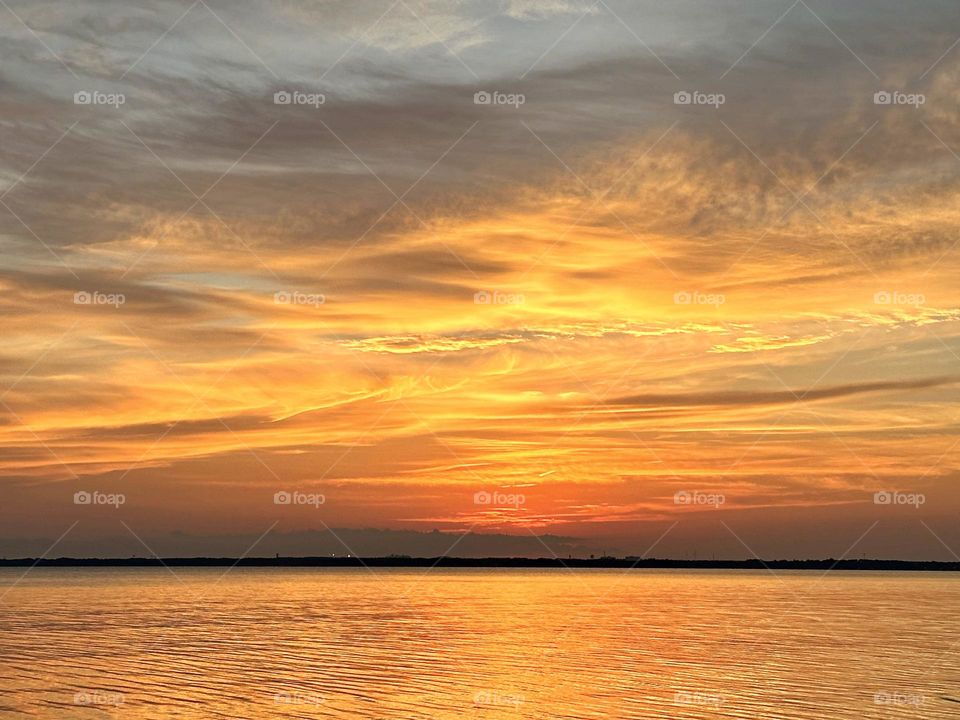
[2,0,960,559]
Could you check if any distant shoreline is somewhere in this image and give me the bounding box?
[1,557,959,571]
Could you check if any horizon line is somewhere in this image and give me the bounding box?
[2,556,959,571]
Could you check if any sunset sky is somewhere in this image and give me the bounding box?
[2,0,960,559]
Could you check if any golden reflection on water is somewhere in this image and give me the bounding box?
[1,568,957,718]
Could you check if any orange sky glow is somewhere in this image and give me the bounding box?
[2,0,959,559]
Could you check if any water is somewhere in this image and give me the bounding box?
[0,568,956,718]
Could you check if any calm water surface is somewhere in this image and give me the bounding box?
[1,568,957,718]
